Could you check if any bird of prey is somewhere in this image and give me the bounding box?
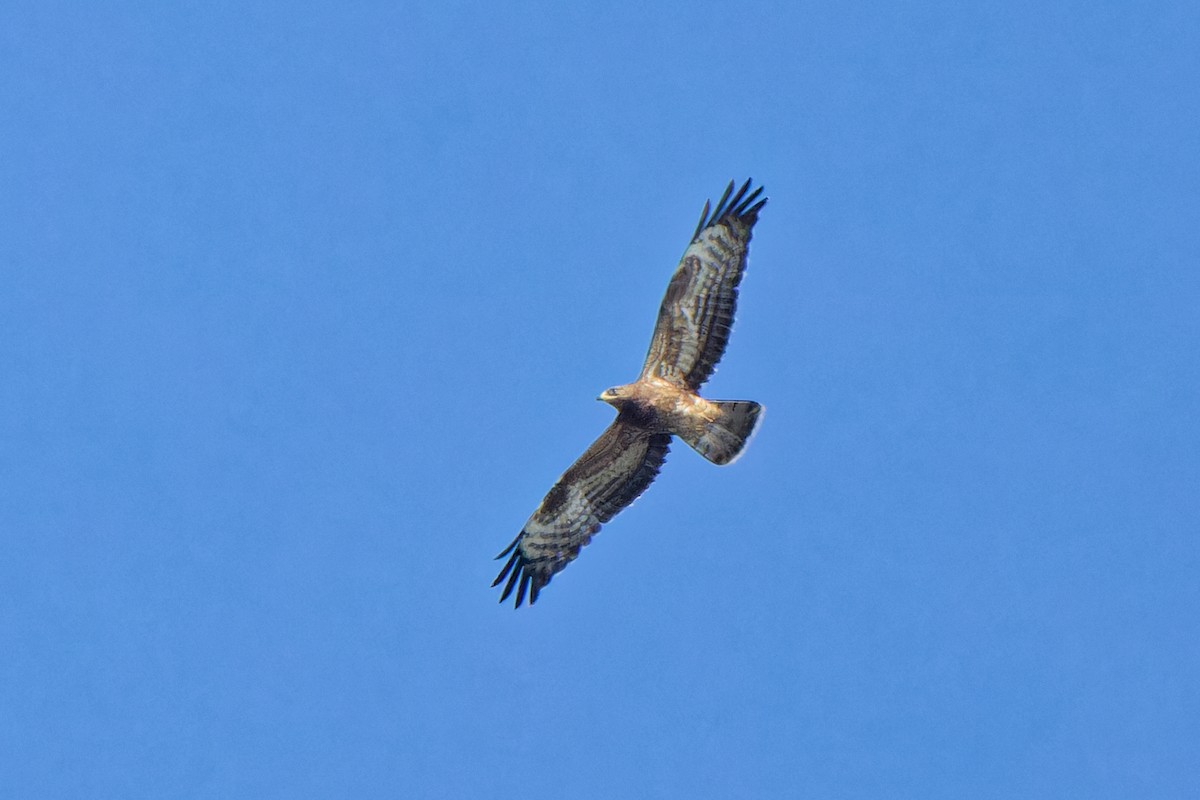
[493,179,767,607]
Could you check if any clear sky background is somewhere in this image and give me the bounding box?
[2,2,1198,798]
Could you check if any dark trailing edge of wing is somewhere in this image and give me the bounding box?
[689,178,768,242]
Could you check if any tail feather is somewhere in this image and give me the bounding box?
[682,400,763,465]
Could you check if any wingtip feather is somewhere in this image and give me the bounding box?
[494,536,520,560]
[491,550,517,588]
[514,572,531,607]
[711,180,736,221]
[498,553,522,601]
[691,199,712,241]
[727,178,752,213]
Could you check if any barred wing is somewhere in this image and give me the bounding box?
[493,418,671,607]
[641,179,766,390]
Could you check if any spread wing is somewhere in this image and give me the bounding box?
[493,417,671,607]
[641,179,767,390]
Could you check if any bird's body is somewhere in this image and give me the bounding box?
[494,180,767,607]
[601,378,710,436]
[600,378,761,467]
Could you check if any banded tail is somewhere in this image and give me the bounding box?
[680,400,764,466]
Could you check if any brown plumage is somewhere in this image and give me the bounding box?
[493,180,767,607]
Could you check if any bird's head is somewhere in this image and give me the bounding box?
[598,385,633,407]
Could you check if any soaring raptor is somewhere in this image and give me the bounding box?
[494,180,767,607]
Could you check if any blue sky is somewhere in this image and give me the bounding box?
[2,2,1198,797]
